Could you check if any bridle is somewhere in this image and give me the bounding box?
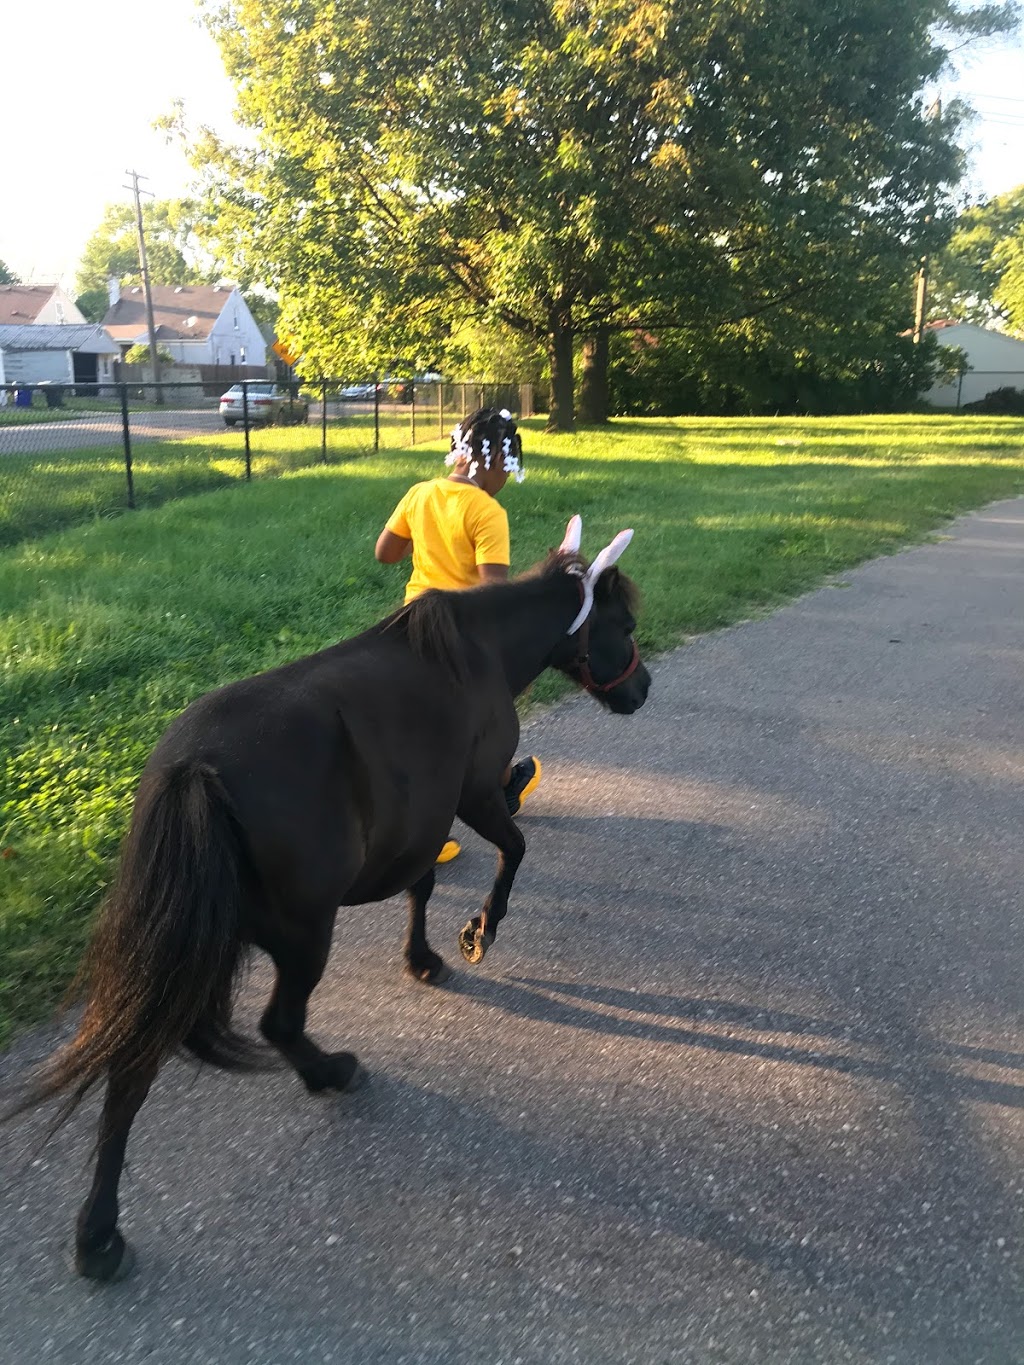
[567,579,641,695]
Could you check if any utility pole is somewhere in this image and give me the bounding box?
[913,98,942,344]
[123,169,163,398]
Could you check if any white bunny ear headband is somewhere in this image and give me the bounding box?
[559,515,635,635]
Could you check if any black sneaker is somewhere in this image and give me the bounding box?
[504,756,542,817]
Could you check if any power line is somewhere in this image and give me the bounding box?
[961,91,1024,105]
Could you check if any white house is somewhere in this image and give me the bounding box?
[0,283,86,327]
[923,320,1024,407]
[101,281,267,368]
[0,323,119,389]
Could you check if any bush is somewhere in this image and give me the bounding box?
[961,386,1024,415]
[124,343,175,366]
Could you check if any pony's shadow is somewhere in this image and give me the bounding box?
[461,973,1024,1110]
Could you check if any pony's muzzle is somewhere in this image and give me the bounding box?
[605,662,652,715]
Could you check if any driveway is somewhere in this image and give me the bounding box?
[2,499,1022,1363]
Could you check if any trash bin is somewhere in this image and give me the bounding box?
[14,387,32,408]
[42,384,64,408]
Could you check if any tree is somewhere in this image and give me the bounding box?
[930,185,1024,333]
[123,343,175,367]
[75,288,110,323]
[0,259,20,285]
[200,0,1015,430]
[75,199,207,298]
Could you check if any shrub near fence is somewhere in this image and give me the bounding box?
[0,378,532,548]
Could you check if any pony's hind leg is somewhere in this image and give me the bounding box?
[75,1058,158,1281]
[404,866,451,985]
[455,788,525,964]
[258,914,363,1094]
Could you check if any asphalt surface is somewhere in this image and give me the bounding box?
[2,499,1023,1364]
[0,407,229,455]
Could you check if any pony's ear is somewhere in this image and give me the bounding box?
[594,564,621,601]
[559,515,583,556]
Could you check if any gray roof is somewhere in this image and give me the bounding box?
[0,323,118,354]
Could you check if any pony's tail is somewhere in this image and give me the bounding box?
[7,762,263,1128]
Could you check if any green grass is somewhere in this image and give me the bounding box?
[2,413,1023,1047]
[0,417,401,547]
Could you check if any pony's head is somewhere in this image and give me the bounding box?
[551,516,651,715]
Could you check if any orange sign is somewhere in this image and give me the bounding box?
[272,339,300,367]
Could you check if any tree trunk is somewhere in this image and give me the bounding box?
[577,326,610,424]
[546,315,576,433]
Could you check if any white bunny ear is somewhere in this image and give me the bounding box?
[566,528,634,636]
[559,514,583,556]
[585,528,633,585]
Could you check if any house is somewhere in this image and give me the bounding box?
[0,283,86,327]
[922,320,1024,407]
[101,281,267,368]
[0,323,119,389]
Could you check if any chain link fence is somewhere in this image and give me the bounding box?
[0,378,533,548]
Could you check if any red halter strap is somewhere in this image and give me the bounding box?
[569,580,641,695]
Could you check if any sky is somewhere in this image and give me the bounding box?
[1,2,1023,290]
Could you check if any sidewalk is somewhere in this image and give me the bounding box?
[3,499,1023,1364]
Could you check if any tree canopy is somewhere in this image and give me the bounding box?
[0,259,20,286]
[200,0,1016,428]
[930,185,1024,333]
[75,199,207,299]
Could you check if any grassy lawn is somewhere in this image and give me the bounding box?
[0,417,397,547]
[2,413,1023,1047]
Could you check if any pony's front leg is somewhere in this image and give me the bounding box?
[455,789,526,964]
[404,866,451,984]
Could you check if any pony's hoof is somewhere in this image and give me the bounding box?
[458,920,495,965]
[406,956,452,986]
[305,1051,365,1094]
[74,1230,136,1283]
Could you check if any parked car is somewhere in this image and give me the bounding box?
[219,383,309,426]
[338,382,377,401]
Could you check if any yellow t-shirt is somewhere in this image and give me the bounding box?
[386,478,510,603]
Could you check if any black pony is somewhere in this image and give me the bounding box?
[10,516,650,1281]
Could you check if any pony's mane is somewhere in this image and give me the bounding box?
[392,550,639,685]
[392,591,468,686]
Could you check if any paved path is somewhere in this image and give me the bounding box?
[3,500,1023,1364]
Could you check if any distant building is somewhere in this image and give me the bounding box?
[921,320,1024,407]
[0,323,118,388]
[101,281,267,368]
[0,283,86,327]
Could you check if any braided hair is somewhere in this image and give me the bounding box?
[445,407,525,483]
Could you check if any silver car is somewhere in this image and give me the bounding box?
[219,383,309,426]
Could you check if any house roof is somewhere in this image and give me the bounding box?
[921,319,1024,347]
[102,284,236,343]
[0,323,118,354]
[0,284,60,325]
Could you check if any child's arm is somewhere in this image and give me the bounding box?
[376,492,413,562]
[375,528,411,563]
[472,499,510,584]
[477,564,508,584]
